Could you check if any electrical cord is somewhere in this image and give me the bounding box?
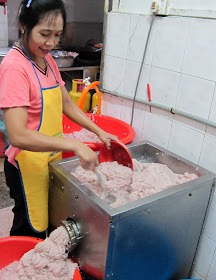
[130,12,156,126]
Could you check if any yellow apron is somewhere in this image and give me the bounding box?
[15,48,63,233]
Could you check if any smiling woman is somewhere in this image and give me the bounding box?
[0,0,120,239]
[18,0,65,69]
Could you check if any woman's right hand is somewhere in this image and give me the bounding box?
[72,140,99,171]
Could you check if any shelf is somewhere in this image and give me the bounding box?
[58,65,100,72]
[59,65,100,83]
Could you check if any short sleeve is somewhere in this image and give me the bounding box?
[0,68,31,109]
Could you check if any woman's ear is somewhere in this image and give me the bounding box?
[19,23,26,35]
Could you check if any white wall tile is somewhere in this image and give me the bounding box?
[152,17,189,72]
[142,112,172,148]
[0,7,7,23]
[207,249,216,280]
[199,135,216,174]
[190,271,204,279]
[115,0,153,15]
[149,67,180,107]
[182,18,216,81]
[101,92,112,116]
[103,55,126,94]
[0,6,8,48]
[204,193,216,243]
[176,74,215,119]
[0,23,8,41]
[131,102,146,143]
[136,64,151,102]
[173,114,206,133]
[127,14,157,65]
[150,106,174,120]
[123,60,151,100]
[120,99,133,124]
[193,234,216,279]
[168,122,204,164]
[209,86,216,123]
[123,60,141,98]
[174,0,216,10]
[105,95,122,119]
[0,41,8,47]
[104,12,130,59]
[206,126,216,138]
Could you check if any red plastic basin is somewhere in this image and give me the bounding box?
[0,236,43,269]
[0,236,82,279]
[62,113,135,158]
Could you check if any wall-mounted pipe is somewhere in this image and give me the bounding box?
[99,88,216,129]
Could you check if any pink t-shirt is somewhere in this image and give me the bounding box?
[0,46,65,166]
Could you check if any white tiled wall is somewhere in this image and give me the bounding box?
[0,6,8,47]
[102,12,216,279]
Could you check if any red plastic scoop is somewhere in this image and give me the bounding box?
[99,141,133,170]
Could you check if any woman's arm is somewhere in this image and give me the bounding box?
[3,107,99,170]
[61,86,121,147]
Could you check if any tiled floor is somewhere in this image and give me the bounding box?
[0,157,4,172]
[0,205,13,237]
[0,157,13,237]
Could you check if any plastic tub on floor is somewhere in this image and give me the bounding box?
[0,236,43,269]
[0,236,82,279]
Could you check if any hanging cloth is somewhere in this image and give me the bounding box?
[0,0,7,14]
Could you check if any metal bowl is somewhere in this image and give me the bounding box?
[54,57,74,68]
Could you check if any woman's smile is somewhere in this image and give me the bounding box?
[40,48,51,55]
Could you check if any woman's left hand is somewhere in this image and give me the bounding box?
[97,131,127,149]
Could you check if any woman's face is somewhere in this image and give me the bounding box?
[24,13,63,60]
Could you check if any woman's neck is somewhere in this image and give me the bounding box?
[18,41,46,71]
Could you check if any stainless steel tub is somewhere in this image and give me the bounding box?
[48,141,216,280]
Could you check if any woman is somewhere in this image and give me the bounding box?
[0,0,119,239]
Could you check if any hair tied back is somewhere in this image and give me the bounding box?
[26,0,33,8]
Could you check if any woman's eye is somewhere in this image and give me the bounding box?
[41,33,49,37]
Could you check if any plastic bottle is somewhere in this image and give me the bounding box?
[91,91,102,112]
[92,104,98,114]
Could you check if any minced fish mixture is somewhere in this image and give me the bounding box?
[63,128,102,143]
[71,159,198,208]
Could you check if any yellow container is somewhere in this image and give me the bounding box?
[69,79,91,113]
[91,91,102,112]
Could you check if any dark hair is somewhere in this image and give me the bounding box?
[18,0,66,39]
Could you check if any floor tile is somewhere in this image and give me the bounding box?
[0,206,13,237]
[0,157,4,172]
